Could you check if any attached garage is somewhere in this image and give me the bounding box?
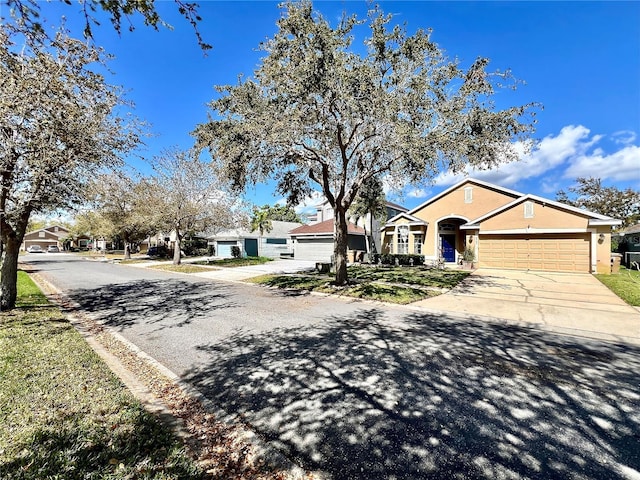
[294,238,334,262]
[216,241,237,258]
[479,234,591,273]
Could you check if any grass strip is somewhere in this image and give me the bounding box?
[596,266,640,306]
[248,274,439,304]
[149,264,217,274]
[0,271,203,479]
[193,257,272,267]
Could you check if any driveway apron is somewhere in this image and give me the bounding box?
[413,268,640,345]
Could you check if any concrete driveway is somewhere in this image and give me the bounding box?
[413,268,640,346]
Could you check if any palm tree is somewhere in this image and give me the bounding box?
[250,207,273,236]
[350,177,387,255]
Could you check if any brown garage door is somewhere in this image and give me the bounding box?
[479,234,590,272]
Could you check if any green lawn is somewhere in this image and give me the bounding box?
[596,266,640,306]
[194,256,272,267]
[150,263,217,274]
[0,272,204,479]
[248,266,470,304]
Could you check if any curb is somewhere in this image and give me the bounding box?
[27,269,317,480]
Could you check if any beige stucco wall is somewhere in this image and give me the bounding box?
[411,182,518,257]
[595,227,613,275]
[480,200,590,232]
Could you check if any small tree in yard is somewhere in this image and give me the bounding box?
[150,148,244,265]
[83,173,160,259]
[194,1,538,285]
[349,176,387,255]
[0,25,141,310]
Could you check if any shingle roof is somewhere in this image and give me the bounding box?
[621,223,640,235]
[289,219,365,236]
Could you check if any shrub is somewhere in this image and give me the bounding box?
[372,253,424,266]
[231,246,241,258]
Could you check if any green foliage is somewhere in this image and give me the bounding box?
[462,247,476,262]
[254,204,302,223]
[149,148,244,265]
[231,245,241,258]
[557,177,639,228]
[250,206,273,236]
[194,1,537,285]
[1,24,143,309]
[372,253,425,266]
[4,0,211,51]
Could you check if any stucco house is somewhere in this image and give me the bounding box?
[381,178,621,274]
[206,220,301,258]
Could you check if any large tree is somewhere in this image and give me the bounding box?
[0,25,141,309]
[194,1,537,285]
[557,177,640,228]
[3,0,210,51]
[150,148,243,265]
[83,173,160,258]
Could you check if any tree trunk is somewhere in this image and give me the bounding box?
[1,236,20,311]
[334,208,349,285]
[173,231,182,265]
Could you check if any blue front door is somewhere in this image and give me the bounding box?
[441,234,456,262]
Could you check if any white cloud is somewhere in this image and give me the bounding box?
[564,144,640,182]
[293,190,324,214]
[431,125,639,188]
[612,130,637,145]
[407,188,428,198]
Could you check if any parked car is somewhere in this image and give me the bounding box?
[47,245,60,253]
[27,245,43,253]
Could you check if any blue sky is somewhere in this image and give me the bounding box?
[18,0,640,214]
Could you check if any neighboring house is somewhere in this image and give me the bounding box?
[381,178,621,274]
[289,219,366,262]
[22,225,70,251]
[206,220,302,259]
[309,199,408,254]
[617,223,640,267]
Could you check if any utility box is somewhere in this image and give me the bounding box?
[611,253,622,274]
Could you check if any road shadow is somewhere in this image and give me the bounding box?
[67,279,238,331]
[183,309,640,479]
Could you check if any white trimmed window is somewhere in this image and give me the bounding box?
[464,186,473,204]
[397,225,409,254]
[413,234,423,254]
[38,232,45,238]
[524,201,535,218]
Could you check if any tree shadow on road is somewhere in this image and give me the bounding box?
[67,279,238,331]
[183,309,640,479]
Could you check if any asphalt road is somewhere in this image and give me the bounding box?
[24,254,640,480]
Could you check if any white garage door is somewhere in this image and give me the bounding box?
[479,234,590,272]
[295,238,334,262]
[216,241,237,258]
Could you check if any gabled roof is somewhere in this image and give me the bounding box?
[25,225,69,239]
[385,212,428,226]
[289,219,365,236]
[407,178,523,216]
[461,193,621,228]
